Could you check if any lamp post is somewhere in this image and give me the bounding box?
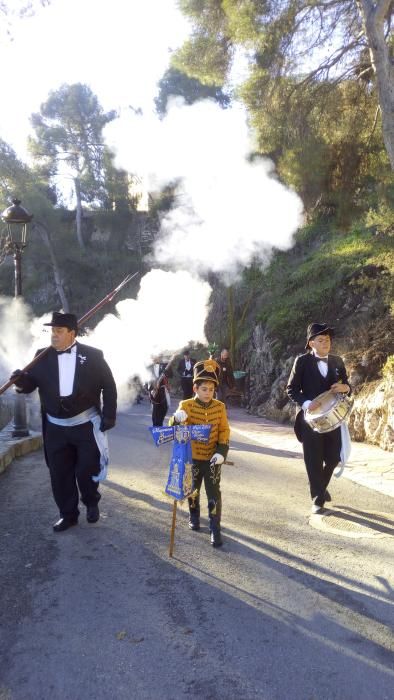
[1,198,33,438]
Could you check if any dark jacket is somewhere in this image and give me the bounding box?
[287,352,350,442]
[148,362,173,406]
[177,357,196,378]
[16,342,117,421]
[216,357,235,388]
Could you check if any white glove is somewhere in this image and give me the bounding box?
[174,409,188,423]
[210,453,224,465]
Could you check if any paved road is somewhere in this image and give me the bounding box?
[0,403,393,700]
[229,407,394,500]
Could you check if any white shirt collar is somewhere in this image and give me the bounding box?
[312,350,328,360]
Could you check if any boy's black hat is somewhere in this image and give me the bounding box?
[193,359,219,385]
[305,322,334,349]
[44,312,78,333]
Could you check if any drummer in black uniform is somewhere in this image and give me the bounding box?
[286,323,351,513]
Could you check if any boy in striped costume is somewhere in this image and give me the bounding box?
[169,359,230,547]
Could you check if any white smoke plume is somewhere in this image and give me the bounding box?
[0,297,49,377]
[0,270,211,407]
[1,100,303,408]
[105,99,304,282]
[83,269,211,393]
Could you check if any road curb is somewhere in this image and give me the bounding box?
[0,422,43,475]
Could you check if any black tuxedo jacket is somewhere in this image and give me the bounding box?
[177,358,196,378]
[18,342,117,421]
[287,352,350,442]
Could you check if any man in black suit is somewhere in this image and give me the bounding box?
[177,350,196,399]
[11,312,117,532]
[216,348,235,405]
[287,323,351,514]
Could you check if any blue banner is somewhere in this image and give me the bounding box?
[149,423,212,501]
[165,432,194,500]
[149,426,175,446]
[190,424,211,443]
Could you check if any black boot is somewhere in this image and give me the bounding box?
[188,496,200,531]
[208,499,222,547]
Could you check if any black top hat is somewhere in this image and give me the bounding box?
[193,359,219,385]
[305,322,334,350]
[44,312,78,333]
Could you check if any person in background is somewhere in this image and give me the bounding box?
[177,349,196,400]
[129,375,144,404]
[286,322,351,514]
[10,312,117,532]
[169,359,230,547]
[216,348,235,405]
[148,358,172,427]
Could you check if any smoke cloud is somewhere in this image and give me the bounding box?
[1,99,303,406]
[105,99,304,282]
[0,270,211,406]
[0,297,46,377]
[84,269,211,392]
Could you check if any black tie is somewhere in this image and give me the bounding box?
[57,345,75,355]
[315,356,328,363]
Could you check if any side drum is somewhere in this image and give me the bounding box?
[305,390,353,434]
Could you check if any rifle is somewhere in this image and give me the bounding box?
[0,271,139,397]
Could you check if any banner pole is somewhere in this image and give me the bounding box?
[169,499,178,557]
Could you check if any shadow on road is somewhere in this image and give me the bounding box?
[230,438,301,460]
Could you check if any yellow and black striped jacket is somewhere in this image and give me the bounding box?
[169,397,230,462]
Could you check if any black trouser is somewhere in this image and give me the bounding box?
[180,377,193,400]
[192,459,222,504]
[152,401,167,427]
[45,421,101,520]
[216,383,230,404]
[301,422,341,502]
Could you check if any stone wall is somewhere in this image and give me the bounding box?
[348,375,394,451]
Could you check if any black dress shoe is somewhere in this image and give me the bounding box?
[86,505,100,523]
[53,518,78,532]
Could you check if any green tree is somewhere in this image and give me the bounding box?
[155,66,230,116]
[244,76,389,221]
[0,139,30,199]
[0,137,69,308]
[176,0,394,170]
[29,83,116,249]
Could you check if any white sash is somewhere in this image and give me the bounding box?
[334,423,352,478]
[46,408,109,482]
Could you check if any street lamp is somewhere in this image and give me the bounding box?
[1,198,33,437]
